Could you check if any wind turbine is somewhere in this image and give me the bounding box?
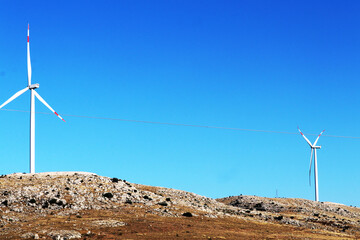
[297,127,325,202]
[0,24,65,173]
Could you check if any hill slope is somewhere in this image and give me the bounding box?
[0,172,359,239]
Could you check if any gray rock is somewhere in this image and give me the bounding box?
[91,219,126,227]
[21,232,39,239]
[47,230,81,239]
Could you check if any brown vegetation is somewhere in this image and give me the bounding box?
[0,172,359,239]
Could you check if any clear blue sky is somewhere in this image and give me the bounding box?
[0,0,359,206]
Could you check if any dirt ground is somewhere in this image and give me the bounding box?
[2,206,358,239]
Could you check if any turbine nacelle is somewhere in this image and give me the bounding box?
[311,145,321,149]
[29,83,39,89]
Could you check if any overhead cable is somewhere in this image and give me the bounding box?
[0,108,359,139]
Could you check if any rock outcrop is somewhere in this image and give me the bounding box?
[0,172,359,239]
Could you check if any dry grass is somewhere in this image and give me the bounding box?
[1,204,359,239]
[1,174,359,239]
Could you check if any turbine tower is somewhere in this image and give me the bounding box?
[297,127,325,202]
[0,24,65,173]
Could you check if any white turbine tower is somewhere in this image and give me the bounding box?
[0,24,65,173]
[297,127,325,202]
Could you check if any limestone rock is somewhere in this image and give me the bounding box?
[47,230,81,239]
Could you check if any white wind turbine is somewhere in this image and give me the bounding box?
[297,127,325,202]
[0,25,65,173]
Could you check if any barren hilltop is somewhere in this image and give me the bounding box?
[0,172,359,239]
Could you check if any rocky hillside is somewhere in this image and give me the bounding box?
[0,172,359,239]
[218,195,360,234]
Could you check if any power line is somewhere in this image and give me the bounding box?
[1,108,359,139]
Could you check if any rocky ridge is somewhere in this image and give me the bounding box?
[0,172,240,217]
[218,195,360,233]
[0,172,359,239]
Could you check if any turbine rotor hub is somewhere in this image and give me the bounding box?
[29,83,39,89]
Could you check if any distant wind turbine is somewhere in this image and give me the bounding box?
[0,24,65,173]
[297,127,325,202]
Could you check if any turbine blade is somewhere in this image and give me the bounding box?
[313,129,325,146]
[297,126,312,147]
[27,24,32,86]
[309,148,314,186]
[33,91,65,122]
[0,87,29,109]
